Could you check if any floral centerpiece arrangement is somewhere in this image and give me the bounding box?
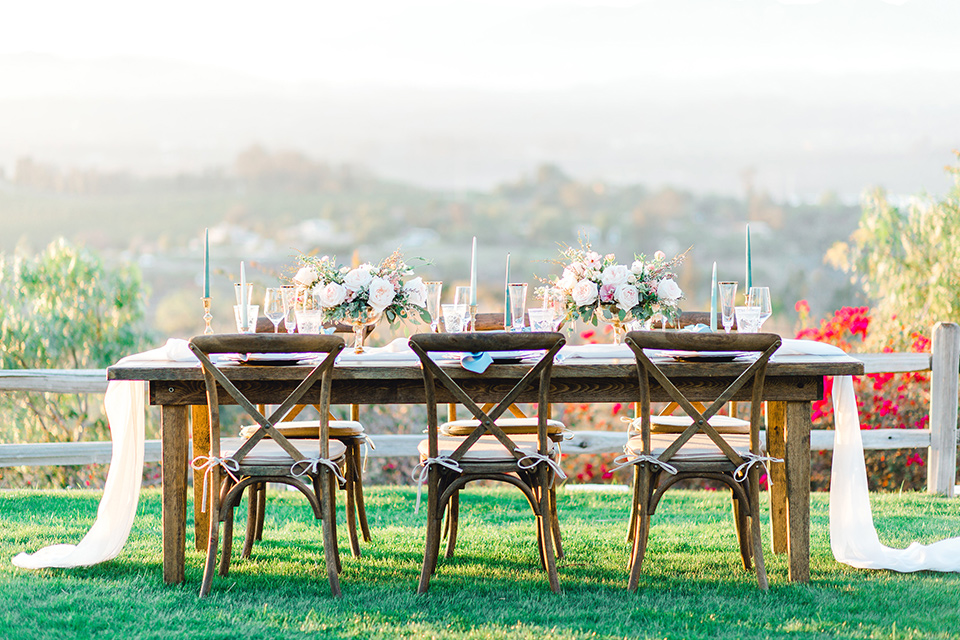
[292,249,430,352]
[548,241,685,343]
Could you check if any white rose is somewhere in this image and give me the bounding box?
[557,269,578,292]
[403,276,428,307]
[317,282,347,307]
[615,283,639,310]
[657,278,682,301]
[367,276,396,311]
[293,266,319,287]
[630,260,644,275]
[601,264,631,288]
[343,264,375,290]
[571,279,599,307]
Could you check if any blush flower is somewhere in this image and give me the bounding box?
[571,279,599,306]
[367,276,396,312]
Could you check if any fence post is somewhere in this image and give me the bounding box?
[927,322,960,497]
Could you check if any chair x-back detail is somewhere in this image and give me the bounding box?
[188,334,347,597]
[620,331,781,590]
[408,331,566,594]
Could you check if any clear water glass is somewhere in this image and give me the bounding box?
[734,305,761,333]
[527,308,554,332]
[442,303,467,333]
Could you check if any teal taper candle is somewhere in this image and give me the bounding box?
[203,228,210,298]
[504,253,512,330]
[746,224,752,292]
[710,261,717,332]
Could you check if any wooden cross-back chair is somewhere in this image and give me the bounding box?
[408,331,567,594]
[621,330,781,591]
[188,333,347,597]
[243,318,372,558]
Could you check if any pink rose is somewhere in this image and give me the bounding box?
[367,276,396,311]
[601,264,631,287]
[343,265,375,291]
[599,283,617,303]
[615,284,639,311]
[654,250,666,261]
[317,282,347,307]
[571,279,599,307]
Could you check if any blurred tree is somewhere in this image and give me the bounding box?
[0,239,153,486]
[828,152,960,348]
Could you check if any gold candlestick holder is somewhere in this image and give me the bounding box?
[469,304,478,332]
[202,297,214,334]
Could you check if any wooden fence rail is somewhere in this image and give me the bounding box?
[2,323,958,495]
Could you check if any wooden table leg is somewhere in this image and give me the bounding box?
[784,400,811,583]
[161,404,189,584]
[191,405,210,552]
[767,401,787,553]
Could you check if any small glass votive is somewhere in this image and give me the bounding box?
[234,304,259,333]
[527,308,554,332]
[295,309,323,335]
[441,303,467,333]
[734,306,761,334]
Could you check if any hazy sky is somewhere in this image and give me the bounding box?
[4,0,957,90]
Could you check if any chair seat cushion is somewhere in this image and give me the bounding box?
[221,437,347,467]
[625,432,760,463]
[649,414,750,434]
[418,434,557,463]
[440,417,567,436]
[239,420,364,440]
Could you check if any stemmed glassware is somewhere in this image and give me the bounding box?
[717,281,738,334]
[454,286,473,331]
[508,283,528,332]
[748,286,772,331]
[424,281,443,332]
[263,288,285,333]
[281,285,298,333]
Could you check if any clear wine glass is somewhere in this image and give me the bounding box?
[264,288,285,333]
[717,281,738,334]
[748,286,772,330]
[281,285,298,333]
[424,281,443,332]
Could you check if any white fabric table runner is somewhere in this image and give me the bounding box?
[13,337,960,572]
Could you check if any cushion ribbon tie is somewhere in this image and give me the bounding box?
[610,452,679,475]
[191,455,240,513]
[733,453,783,483]
[290,458,347,486]
[516,449,567,485]
[410,456,462,514]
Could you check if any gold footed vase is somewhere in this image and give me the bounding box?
[351,309,382,354]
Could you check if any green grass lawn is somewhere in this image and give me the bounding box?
[2,486,959,640]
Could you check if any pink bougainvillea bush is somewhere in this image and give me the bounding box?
[795,300,931,491]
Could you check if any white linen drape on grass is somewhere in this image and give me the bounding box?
[777,339,960,572]
[12,339,194,569]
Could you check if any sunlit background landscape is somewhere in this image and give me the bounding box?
[3,0,959,341]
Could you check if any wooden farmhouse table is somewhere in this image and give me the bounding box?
[107,350,863,586]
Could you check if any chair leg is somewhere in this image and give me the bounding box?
[319,470,342,597]
[199,477,222,597]
[242,483,259,559]
[732,489,752,571]
[352,443,372,542]
[549,486,564,560]
[219,506,234,577]
[344,445,362,558]
[538,468,561,593]
[627,466,641,542]
[444,492,459,559]
[254,482,265,541]
[627,466,651,591]
[418,469,444,594]
[748,468,769,590]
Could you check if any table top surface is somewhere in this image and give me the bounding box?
[108,352,864,382]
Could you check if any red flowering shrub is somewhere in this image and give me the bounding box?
[795,301,931,491]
